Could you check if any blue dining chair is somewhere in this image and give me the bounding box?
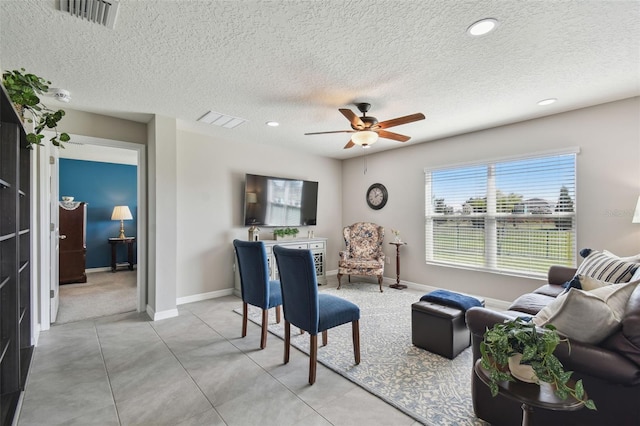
[233,240,282,349]
[273,245,360,384]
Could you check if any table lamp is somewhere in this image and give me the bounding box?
[111,205,133,239]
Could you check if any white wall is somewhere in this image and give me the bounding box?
[342,97,640,302]
[31,98,640,313]
[32,109,149,329]
[58,142,138,165]
[62,108,147,144]
[147,115,178,318]
[175,129,343,299]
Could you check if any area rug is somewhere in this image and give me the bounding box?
[236,283,486,425]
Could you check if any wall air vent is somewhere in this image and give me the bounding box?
[58,0,120,29]
[197,111,247,129]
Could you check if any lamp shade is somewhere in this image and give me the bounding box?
[351,130,379,146]
[246,192,258,204]
[633,196,640,224]
[111,205,133,221]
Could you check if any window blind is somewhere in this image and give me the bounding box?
[425,151,577,277]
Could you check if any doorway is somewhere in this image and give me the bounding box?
[38,135,147,330]
[56,142,139,323]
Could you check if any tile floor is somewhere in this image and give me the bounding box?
[18,291,420,426]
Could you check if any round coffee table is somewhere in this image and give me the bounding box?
[474,360,586,426]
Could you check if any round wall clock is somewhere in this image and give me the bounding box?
[366,183,388,210]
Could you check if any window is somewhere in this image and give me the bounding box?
[425,149,578,277]
[266,179,302,225]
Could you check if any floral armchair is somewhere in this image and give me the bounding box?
[337,222,385,292]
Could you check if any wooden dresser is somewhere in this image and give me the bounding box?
[59,201,87,284]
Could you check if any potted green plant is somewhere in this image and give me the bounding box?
[2,68,70,147]
[273,227,299,241]
[480,318,596,410]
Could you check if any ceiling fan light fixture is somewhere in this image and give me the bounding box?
[351,130,379,147]
[467,18,498,36]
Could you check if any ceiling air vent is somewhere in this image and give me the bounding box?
[197,111,247,129]
[58,0,120,29]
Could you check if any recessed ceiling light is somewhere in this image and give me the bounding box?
[266,121,279,127]
[537,98,557,106]
[467,18,499,36]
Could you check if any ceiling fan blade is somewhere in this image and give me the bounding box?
[304,130,354,135]
[375,113,425,129]
[343,140,355,149]
[377,129,411,142]
[339,108,365,130]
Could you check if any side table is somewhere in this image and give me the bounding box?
[474,360,585,426]
[108,237,136,272]
[389,241,407,289]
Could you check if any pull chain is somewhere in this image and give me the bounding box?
[363,148,367,174]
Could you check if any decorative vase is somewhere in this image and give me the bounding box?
[13,103,25,122]
[508,353,538,383]
[394,235,402,243]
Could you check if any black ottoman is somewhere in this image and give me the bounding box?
[411,301,469,359]
[411,293,485,359]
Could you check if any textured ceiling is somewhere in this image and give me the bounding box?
[1,1,639,160]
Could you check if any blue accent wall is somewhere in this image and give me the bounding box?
[59,159,137,268]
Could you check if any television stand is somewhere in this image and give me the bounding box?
[233,237,327,297]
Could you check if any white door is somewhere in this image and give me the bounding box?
[49,149,60,323]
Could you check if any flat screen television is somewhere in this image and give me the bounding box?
[243,173,318,227]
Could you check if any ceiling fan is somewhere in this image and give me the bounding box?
[304,103,425,149]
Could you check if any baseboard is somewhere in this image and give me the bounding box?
[31,323,40,346]
[176,288,235,305]
[382,277,511,311]
[338,273,511,310]
[146,305,179,321]
[86,267,112,273]
[178,273,511,312]
[478,296,512,311]
[12,390,25,426]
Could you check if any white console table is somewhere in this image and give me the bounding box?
[234,237,327,297]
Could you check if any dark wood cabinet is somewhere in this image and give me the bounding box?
[0,83,33,426]
[59,202,87,284]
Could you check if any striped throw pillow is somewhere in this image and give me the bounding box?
[576,250,639,283]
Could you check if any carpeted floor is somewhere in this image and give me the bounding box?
[56,270,137,324]
[238,282,487,426]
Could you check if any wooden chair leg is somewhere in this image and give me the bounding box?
[275,305,281,323]
[352,320,360,364]
[309,334,318,385]
[337,273,342,289]
[322,330,328,346]
[348,274,351,282]
[378,275,383,293]
[284,321,291,364]
[242,302,248,337]
[260,309,268,349]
